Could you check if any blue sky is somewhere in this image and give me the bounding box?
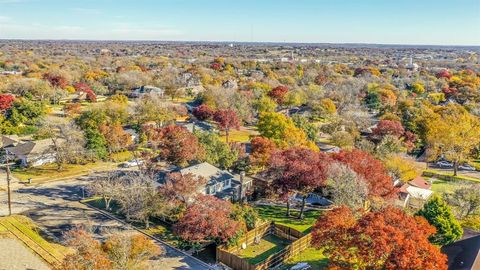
[0,0,479,45]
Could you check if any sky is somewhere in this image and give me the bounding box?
[0,0,479,45]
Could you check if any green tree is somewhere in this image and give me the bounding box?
[416,196,463,246]
[195,131,238,169]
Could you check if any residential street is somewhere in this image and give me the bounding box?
[0,170,211,270]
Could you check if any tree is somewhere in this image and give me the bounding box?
[257,112,317,150]
[371,120,405,139]
[332,149,396,199]
[213,109,240,144]
[249,137,277,171]
[163,172,207,205]
[60,228,112,270]
[87,172,124,210]
[426,104,480,176]
[384,155,421,182]
[195,131,238,169]
[416,196,463,246]
[0,94,15,112]
[147,125,203,167]
[312,206,447,270]
[292,115,319,142]
[192,104,214,121]
[115,172,172,228]
[268,148,331,219]
[268,85,289,104]
[133,94,177,127]
[103,233,162,270]
[61,228,162,270]
[174,195,243,245]
[444,184,480,218]
[326,162,368,209]
[99,123,133,153]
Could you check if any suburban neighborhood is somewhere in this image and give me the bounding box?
[1,1,480,270]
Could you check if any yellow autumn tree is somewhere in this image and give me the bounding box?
[426,104,480,175]
[385,155,422,182]
[257,112,318,151]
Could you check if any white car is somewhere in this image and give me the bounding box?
[436,161,453,168]
[120,159,144,168]
[459,164,476,171]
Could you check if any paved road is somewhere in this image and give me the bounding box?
[0,172,211,270]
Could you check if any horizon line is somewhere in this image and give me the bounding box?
[0,38,479,48]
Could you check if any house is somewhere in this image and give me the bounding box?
[179,162,252,201]
[442,233,480,270]
[397,176,433,208]
[4,139,57,167]
[131,85,164,98]
[1,135,19,149]
[316,142,340,153]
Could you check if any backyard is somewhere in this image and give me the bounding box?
[254,205,322,233]
[235,234,292,264]
[283,247,328,270]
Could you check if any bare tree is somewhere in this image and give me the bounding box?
[87,172,124,210]
[325,162,369,209]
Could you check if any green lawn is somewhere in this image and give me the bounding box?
[254,205,322,233]
[12,161,119,183]
[219,128,256,143]
[236,234,291,265]
[431,179,464,194]
[283,247,328,270]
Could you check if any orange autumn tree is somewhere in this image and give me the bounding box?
[60,228,161,270]
[311,206,447,270]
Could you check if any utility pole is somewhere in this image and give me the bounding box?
[5,149,12,216]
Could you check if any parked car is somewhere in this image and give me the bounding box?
[120,159,144,168]
[459,164,476,171]
[436,161,453,168]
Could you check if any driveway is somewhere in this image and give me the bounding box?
[0,174,211,270]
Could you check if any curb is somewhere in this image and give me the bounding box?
[82,202,215,270]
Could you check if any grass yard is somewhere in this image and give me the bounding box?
[219,128,257,143]
[0,215,69,266]
[254,205,322,233]
[12,161,119,183]
[431,179,465,194]
[283,247,328,270]
[236,234,291,265]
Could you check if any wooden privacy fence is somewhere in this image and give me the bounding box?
[216,222,312,270]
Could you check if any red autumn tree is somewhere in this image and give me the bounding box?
[268,85,289,104]
[163,172,207,204]
[210,62,223,71]
[43,73,68,88]
[174,195,243,244]
[213,109,241,144]
[436,70,452,79]
[99,123,133,153]
[333,149,396,199]
[268,147,332,218]
[73,82,91,92]
[372,120,405,139]
[85,89,97,103]
[193,104,214,121]
[312,206,447,270]
[148,125,203,167]
[249,137,277,170]
[0,94,15,112]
